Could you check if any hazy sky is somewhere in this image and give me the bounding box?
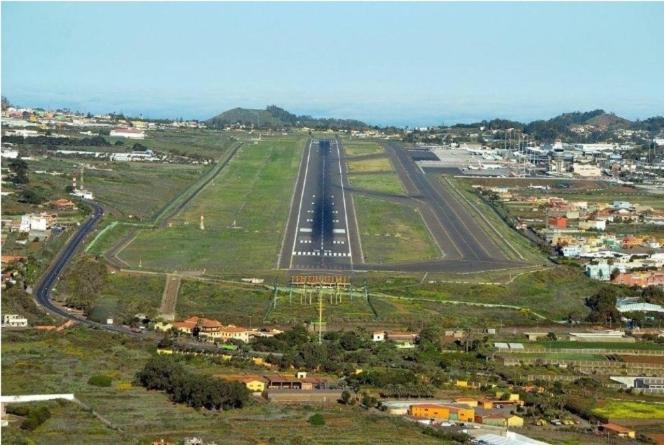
[2,2,663,126]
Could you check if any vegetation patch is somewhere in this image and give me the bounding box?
[354,195,439,263]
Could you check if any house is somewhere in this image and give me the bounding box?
[173,316,200,334]
[409,404,450,420]
[264,374,328,392]
[386,331,418,348]
[2,314,28,327]
[225,375,266,393]
[218,325,250,343]
[153,321,173,332]
[579,219,606,231]
[475,413,524,428]
[172,316,250,342]
[372,331,385,342]
[585,262,619,281]
[613,270,664,288]
[19,214,48,232]
[613,201,633,211]
[548,216,568,229]
[110,127,145,139]
[408,404,474,422]
[600,423,636,439]
[49,198,77,210]
[454,397,478,408]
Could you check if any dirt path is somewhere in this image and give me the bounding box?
[159,274,181,321]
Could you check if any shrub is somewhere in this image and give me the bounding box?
[308,413,325,426]
[88,374,112,387]
[20,406,51,431]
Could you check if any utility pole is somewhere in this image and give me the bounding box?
[318,285,323,345]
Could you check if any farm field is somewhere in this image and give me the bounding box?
[353,195,440,264]
[117,135,306,273]
[503,352,608,361]
[348,172,405,195]
[1,329,443,445]
[343,141,384,158]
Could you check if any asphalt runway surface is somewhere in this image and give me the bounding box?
[281,139,355,271]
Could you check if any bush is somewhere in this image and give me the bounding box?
[21,406,51,431]
[88,374,113,387]
[308,413,325,426]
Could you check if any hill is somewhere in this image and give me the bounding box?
[455,109,645,142]
[206,105,369,130]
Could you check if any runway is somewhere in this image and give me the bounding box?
[281,139,354,271]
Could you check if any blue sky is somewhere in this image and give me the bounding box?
[2,2,663,126]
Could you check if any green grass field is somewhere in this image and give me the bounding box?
[369,266,600,321]
[444,176,545,263]
[117,135,306,273]
[176,279,271,325]
[346,157,394,173]
[354,195,440,264]
[133,128,238,160]
[1,329,445,445]
[343,141,384,157]
[348,172,405,195]
[593,401,664,420]
[267,292,376,325]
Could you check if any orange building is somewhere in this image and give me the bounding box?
[409,404,449,419]
[612,271,664,288]
[408,404,474,422]
[548,216,568,229]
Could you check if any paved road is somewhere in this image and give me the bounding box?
[34,200,137,335]
[282,139,354,271]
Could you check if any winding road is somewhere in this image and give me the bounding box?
[34,200,137,335]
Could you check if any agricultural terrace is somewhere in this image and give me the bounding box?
[117,135,307,273]
[1,329,444,445]
[354,195,440,264]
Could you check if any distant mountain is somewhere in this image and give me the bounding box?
[206,105,369,130]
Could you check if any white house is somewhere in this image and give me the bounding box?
[110,127,145,139]
[579,219,606,231]
[19,214,48,233]
[2,314,28,327]
[613,201,633,210]
[372,331,385,342]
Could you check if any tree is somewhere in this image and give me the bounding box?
[308,413,325,426]
[8,158,29,184]
[585,287,620,324]
[63,257,108,314]
[340,390,352,405]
